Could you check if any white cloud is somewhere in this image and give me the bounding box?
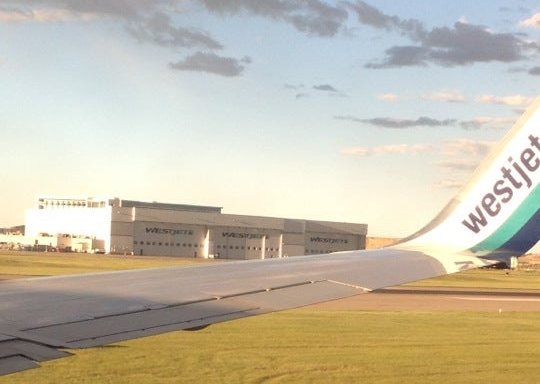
[520,13,540,28]
[433,138,496,188]
[476,94,533,107]
[340,147,371,156]
[377,93,398,102]
[373,144,431,155]
[459,116,516,130]
[340,144,431,156]
[440,139,496,157]
[434,179,464,189]
[341,138,498,192]
[0,8,95,23]
[437,159,478,171]
[422,90,465,103]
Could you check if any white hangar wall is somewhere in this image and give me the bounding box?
[26,197,113,252]
[25,197,368,259]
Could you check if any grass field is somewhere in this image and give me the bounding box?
[0,250,209,278]
[406,268,540,290]
[2,311,540,384]
[1,251,540,383]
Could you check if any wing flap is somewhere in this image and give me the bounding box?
[0,339,70,361]
[0,337,71,376]
[0,355,38,376]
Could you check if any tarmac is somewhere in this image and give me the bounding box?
[311,285,540,312]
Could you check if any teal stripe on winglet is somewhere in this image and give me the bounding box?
[471,184,540,253]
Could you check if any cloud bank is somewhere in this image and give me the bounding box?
[2,0,538,75]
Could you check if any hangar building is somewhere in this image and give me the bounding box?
[24,197,368,259]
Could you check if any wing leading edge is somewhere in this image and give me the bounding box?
[1,98,538,375]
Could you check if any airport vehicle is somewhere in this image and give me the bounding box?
[0,99,538,376]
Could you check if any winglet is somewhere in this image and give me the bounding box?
[399,97,540,260]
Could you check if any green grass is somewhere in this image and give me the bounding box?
[2,310,540,384]
[408,268,540,290]
[0,250,206,277]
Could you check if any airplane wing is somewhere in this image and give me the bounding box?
[0,248,492,375]
[1,97,538,376]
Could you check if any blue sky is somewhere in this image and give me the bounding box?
[0,0,539,239]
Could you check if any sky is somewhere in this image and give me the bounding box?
[0,0,539,242]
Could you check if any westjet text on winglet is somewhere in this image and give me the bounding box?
[462,134,540,234]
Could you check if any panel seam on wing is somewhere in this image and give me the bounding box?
[326,280,372,292]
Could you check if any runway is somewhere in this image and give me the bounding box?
[311,286,540,312]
